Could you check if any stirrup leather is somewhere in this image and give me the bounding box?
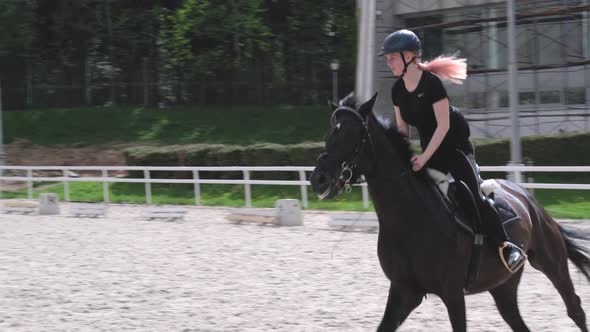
[499,242,527,273]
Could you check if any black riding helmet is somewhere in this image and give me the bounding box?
[378,29,422,78]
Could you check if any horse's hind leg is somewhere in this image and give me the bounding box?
[489,268,530,331]
[529,227,588,331]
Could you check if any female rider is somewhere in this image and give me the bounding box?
[379,29,526,273]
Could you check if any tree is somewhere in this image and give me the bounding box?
[0,0,34,109]
[0,0,356,108]
[262,0,356,103]
[156,0,271,104]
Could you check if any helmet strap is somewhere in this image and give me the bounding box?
[399,51,416,79]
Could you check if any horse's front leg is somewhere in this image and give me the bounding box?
[377,282,423,331]
[440,292,467,332]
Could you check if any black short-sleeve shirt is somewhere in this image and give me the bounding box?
[391,71,471,172]
[392,71,449,143]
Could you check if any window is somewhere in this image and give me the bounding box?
[519,91,536,105]
[537,21,564,65]
[498,90,509,108]
[565,87,586,105]
[540,90,561,104]
[449,95,466,108]
[405,16,443,60]
[564,18,584,62]
[467,92,486,109]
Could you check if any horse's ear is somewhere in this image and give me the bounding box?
[358,92,378,118]
[328,98,338,112]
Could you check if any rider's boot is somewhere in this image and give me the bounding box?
[481,197,527,273]
[452,148,527,273]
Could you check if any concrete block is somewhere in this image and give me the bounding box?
[38,193,60,215]
[275,199,302,226]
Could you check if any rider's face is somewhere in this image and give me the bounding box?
[386,52,412,77]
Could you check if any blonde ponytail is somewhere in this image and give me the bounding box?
[416,54,467,84]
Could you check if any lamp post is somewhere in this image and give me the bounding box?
[330,59,340,104]
[0,80,4,196]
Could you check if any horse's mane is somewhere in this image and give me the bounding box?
[380,121,415,169]
[341,95,453,237]
[372,114,454,237]
[367,112,417,173]
[339,93,421,175]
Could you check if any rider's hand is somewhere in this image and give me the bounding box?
[411,154,428,172]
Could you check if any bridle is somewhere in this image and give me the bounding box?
[329,106,375,192]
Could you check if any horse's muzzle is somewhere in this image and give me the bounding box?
[309,168,342,200]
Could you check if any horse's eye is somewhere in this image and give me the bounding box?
[336,123,342,130]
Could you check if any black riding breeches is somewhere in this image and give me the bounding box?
[447,149,509,245]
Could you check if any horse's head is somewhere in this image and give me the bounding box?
[310,93,378,199]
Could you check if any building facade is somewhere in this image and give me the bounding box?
[371,0,590,138]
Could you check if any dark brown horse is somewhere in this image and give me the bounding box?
[309,93,590,331]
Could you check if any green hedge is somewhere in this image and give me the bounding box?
[474,132,590,166]
[124,132,590,179]
[124,142,325,179]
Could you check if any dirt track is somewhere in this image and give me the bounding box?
[1,205,589,331]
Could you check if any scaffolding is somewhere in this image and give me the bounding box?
[375,0,590,138]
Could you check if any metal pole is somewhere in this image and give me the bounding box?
[365,0,376,101]
[361,182,369,209]
[27,169,33,199]
[144,170,152,204]
[355,0,376,101]
[533,17,540,135]
[193,170,200,206]
[355,0,367,99]
[243,170,251,207]
[299,170,308,209]
[63,169,70,201]
[583,0,589,130]
[507,0,521,164]
[332,70,338,104]
[0,80,4,197]
[102,169,109,203]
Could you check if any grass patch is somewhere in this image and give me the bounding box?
[2,181,373,212]
[523,173,590,219]
[532,189,590,220]
[4,177,589,218]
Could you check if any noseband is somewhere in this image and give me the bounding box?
[330,106,373,192]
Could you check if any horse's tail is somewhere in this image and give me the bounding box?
[558,224,590,282]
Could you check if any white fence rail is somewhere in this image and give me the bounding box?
[0,165,588,209]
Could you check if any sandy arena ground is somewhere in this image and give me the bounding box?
[1,204,589,332]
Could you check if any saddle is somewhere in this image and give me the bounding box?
[446,180,519,233]
[427,165,525,290]
[425,158,519,237]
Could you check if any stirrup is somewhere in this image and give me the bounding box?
[499,242,527,273]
